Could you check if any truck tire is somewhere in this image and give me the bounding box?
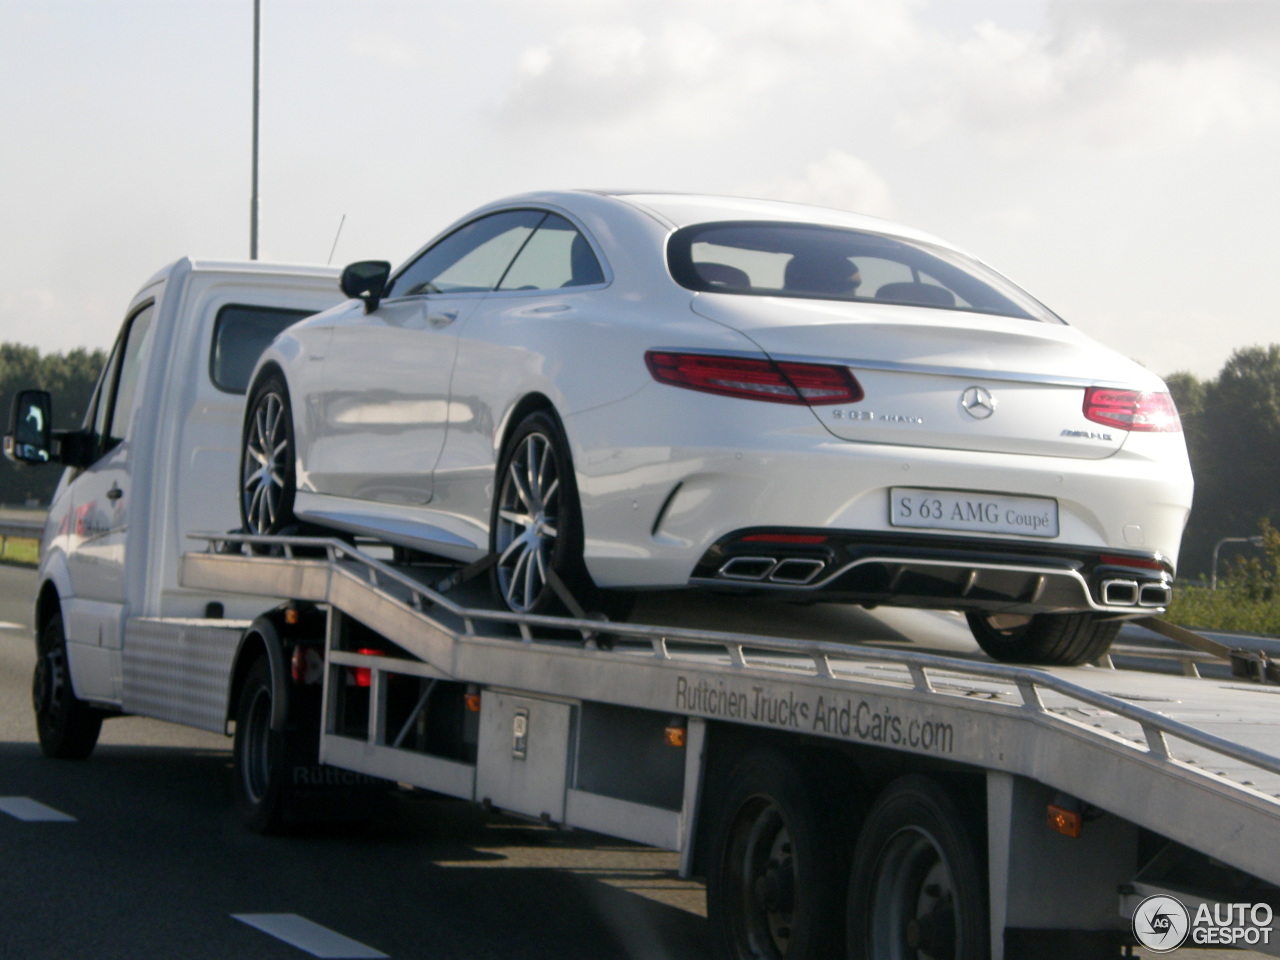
[707,750,849,960]
[966,611,1120,667]
[33,614,103,759]
[240,373,297,539]
[233,657,303,834]
[846,776,987,960]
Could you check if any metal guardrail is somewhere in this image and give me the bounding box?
[192,531,1280,784]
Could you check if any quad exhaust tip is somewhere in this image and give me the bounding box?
[718,556,827,585]
[1101,578,1171,608]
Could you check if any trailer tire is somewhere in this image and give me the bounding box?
[966,611,1119,667]
[707,750,848,960]
[846,775,987,960]
[240,373,297,541]
[233,658,296,833]
[32,614,103,759]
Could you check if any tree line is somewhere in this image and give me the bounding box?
[0,343,104,505]
[2,339,1277,581]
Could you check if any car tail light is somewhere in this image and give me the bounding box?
[1083,388,1181,432]
[645,351,863,406]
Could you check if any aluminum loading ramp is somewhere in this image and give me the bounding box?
[180,533,1280,889]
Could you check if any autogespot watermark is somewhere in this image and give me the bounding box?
[1132,894,1274,952]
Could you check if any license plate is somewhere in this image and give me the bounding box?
[890,488,1059,538]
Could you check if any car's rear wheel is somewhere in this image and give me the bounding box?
[966,611,1120,666]
[241,373,297,537]
[490,411,591,615]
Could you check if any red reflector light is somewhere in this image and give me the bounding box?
[1083,388,1181,433]
[645,351,863,406]
[741,533,830,544]
[1098,554,1165,572]
[1047,804,1083,838]
[352,648,384,689]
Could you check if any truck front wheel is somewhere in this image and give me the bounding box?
[33,614,103,759]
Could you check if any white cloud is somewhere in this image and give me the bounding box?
[348,32,421,69]
[743,150,897,218]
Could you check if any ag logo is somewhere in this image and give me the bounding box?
[1133,895,1190,952]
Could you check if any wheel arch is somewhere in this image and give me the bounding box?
[495,392,558,461]
[35,580,62,651]
[227,612,291,732]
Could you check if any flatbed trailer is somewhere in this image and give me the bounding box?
[162,531,1280,960]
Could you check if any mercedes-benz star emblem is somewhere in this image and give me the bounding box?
[960,386,996,420]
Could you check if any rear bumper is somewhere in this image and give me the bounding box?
[690,528,1174,616]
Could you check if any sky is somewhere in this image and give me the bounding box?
[1,0,1277,380]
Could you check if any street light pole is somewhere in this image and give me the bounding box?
[250,0,260,260]
[1211,535,1264,590]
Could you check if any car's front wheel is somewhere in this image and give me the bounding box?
[966,610,1120,666]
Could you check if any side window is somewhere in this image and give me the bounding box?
[497,214,604,291]
[105,304,156,450]
[211,305,312,394]
[385,210,546,299]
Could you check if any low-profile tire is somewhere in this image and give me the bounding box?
[240,373,297,538]
[706,751,850,960]
[32,614,103,759]
[965,611,1120,667]
[847,776,987,960]
[489,409,630,619]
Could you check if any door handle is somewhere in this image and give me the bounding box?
[106,483,123,501]
[428,310,458,328]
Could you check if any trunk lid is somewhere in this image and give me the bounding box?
[690,295,1164,460]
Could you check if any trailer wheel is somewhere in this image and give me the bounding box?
[233,658,293,833]
[846,776,987,960]
[707,751,847,960]
[240,373,297,539]
[966,611,1119,667]
[32,614,103,759]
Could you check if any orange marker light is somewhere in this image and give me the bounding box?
[285,607,300,626]
[664,725,687,748]
[1047,804,1083,838]
[464,692,482,713]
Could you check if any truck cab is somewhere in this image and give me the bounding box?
[8,259,342,709]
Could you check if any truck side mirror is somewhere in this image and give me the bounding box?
[4,389,53,465]
[340,260,392,313]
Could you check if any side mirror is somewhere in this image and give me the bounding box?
[340,260,392,313]
[4,389,53,465]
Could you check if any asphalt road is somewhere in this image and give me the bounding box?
[0,564,708,960]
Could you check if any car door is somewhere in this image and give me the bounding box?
[310,209,546,505]
[63,301,155,701]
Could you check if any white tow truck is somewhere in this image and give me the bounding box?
[7,261,1279,960]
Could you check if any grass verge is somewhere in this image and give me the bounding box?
[1167,585,1280,636]
[0,537,38,567]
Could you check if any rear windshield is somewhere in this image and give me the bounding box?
[667,221,1062,323]
[211,304,313,394]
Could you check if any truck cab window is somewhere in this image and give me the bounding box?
[211,305,312,394]
[86,303,156,459]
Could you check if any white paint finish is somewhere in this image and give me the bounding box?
[0,621,23,630]
[232,914,388,959]
[0,797,77,822]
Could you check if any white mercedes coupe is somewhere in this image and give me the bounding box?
[240,190,1193,665]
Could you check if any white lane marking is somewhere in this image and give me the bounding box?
[232,914,388,959]
[0,621,25,630]
[0,797,77,822]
